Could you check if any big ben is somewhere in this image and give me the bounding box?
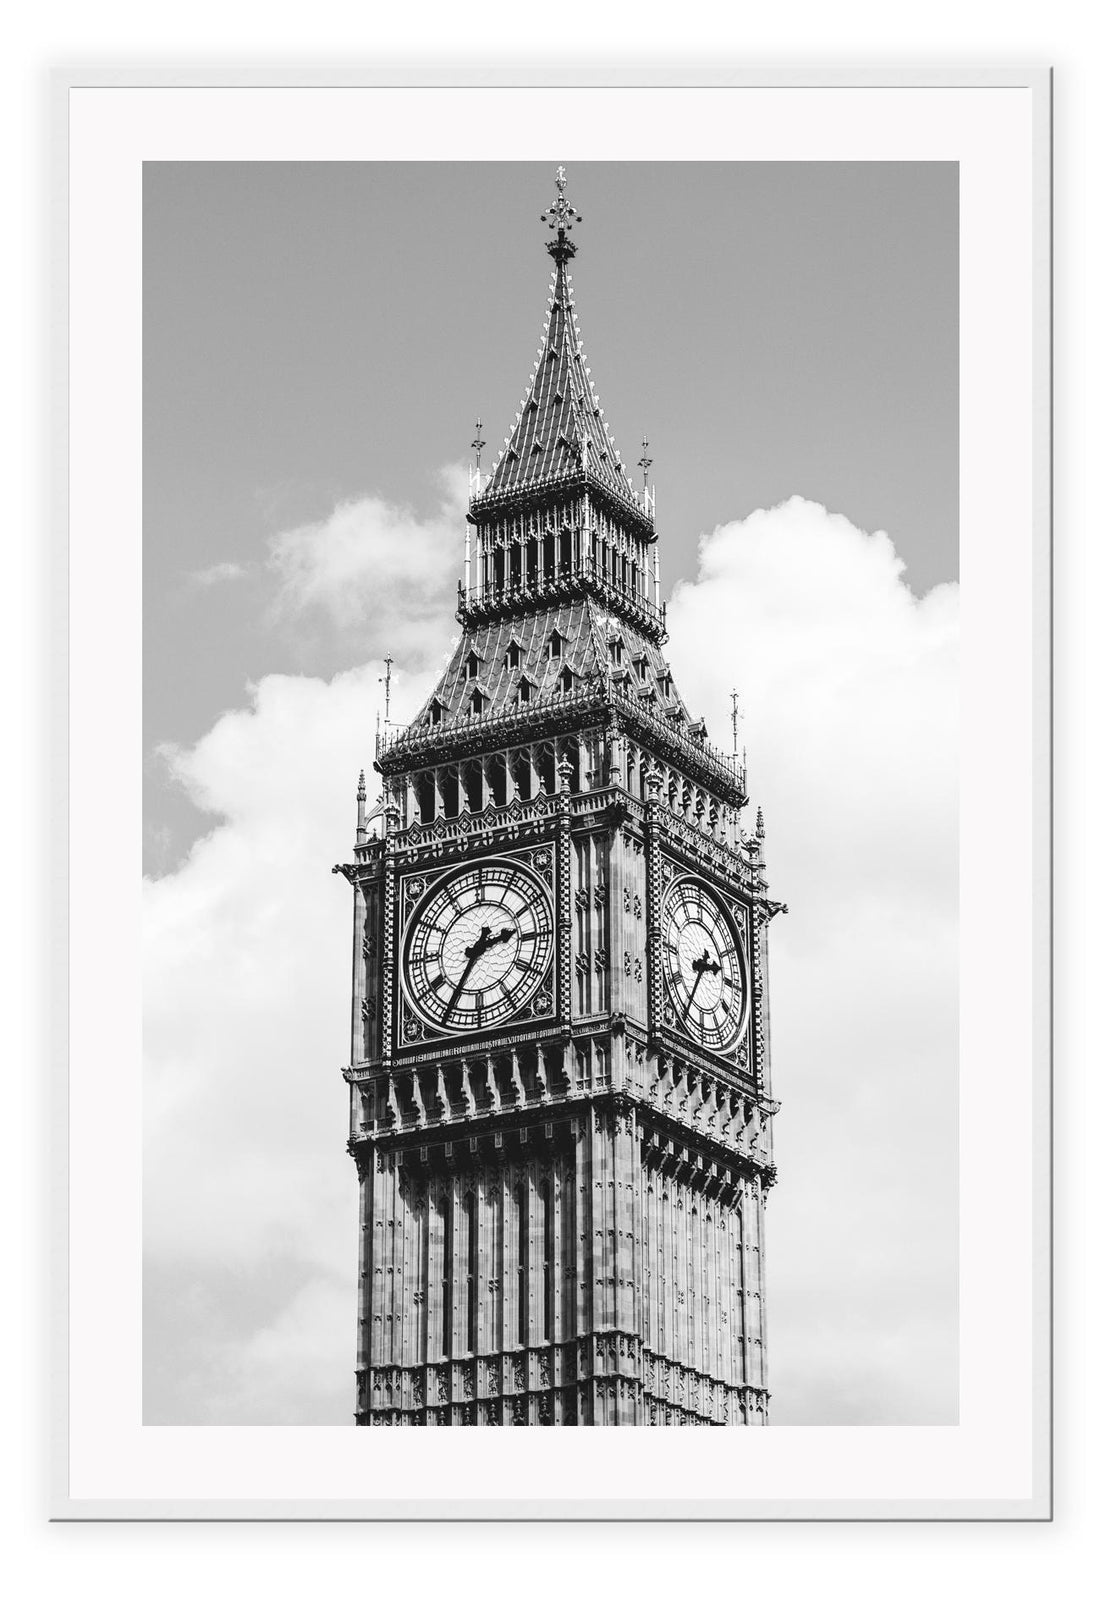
[337,168,782,1426]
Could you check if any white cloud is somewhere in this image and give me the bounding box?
[144,660,436,1423]
[188,560,248,587]
[667,496,958,1423]
[266,466,467,666]
[144,494,958,1425]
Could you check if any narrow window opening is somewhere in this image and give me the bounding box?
[441,1194,453,1359]
[488,754,507,806]
[518,1180,529,1346]
[465,763,484,812]
[541,1179,553,1343]
[465,1191,478,1357]
[515,749,533,802]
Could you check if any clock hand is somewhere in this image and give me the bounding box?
[442,926,493,1020]
[684,948,720,1013]
[441,926,515,1021]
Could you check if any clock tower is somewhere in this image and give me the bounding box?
[338,169,781,1426]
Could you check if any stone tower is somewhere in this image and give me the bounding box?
[338,169,781,1426]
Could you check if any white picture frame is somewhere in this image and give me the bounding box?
[58,66,1051,1521]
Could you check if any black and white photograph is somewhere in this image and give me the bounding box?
[143,159,960,1431]
[56,73,1051,1523]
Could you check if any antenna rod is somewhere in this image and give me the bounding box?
[379,656,393,727]
[471,416,485,497]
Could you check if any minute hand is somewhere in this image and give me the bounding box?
[442,927,492,1021]
[684,949,720,1013]
[442,926,512,1022]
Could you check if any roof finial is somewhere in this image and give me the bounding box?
[541,165,582,264]
[379,656,393,727]
[755,805,766,841]
[638,435,653,488]
[471,417,486,496]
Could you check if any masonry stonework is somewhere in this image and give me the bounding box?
[336,170,782,1427]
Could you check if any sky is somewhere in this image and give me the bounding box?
[143,162,958,1426]
[144,160,958,876]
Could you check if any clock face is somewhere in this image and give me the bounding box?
[662,879,746,1051]
[404,860,555,1035]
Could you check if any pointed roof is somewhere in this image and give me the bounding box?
[403,598,680,738]
[480,169,638,507]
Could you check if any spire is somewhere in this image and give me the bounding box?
[479,167,642,511]
[541,164,582,264]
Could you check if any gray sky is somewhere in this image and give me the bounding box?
[143,162,959,1428]
[144,161,957,875]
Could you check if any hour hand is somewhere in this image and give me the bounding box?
[443,952,480,1021]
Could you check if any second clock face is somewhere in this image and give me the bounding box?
[404,860,554,1035]
[663,879,746,1051]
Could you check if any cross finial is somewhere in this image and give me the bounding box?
[541,165,582,263]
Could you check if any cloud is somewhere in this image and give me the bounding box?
[188,560,248,587]
[266,466,467,666]
[667,497,959,1423]
[143,494,957,1425]
[143,660,437,1423]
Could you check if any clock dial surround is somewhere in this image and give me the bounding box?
[662,877,747,1052]
[403,860,554,1035]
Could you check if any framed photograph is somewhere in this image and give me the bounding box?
[59,67,1051,1519]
